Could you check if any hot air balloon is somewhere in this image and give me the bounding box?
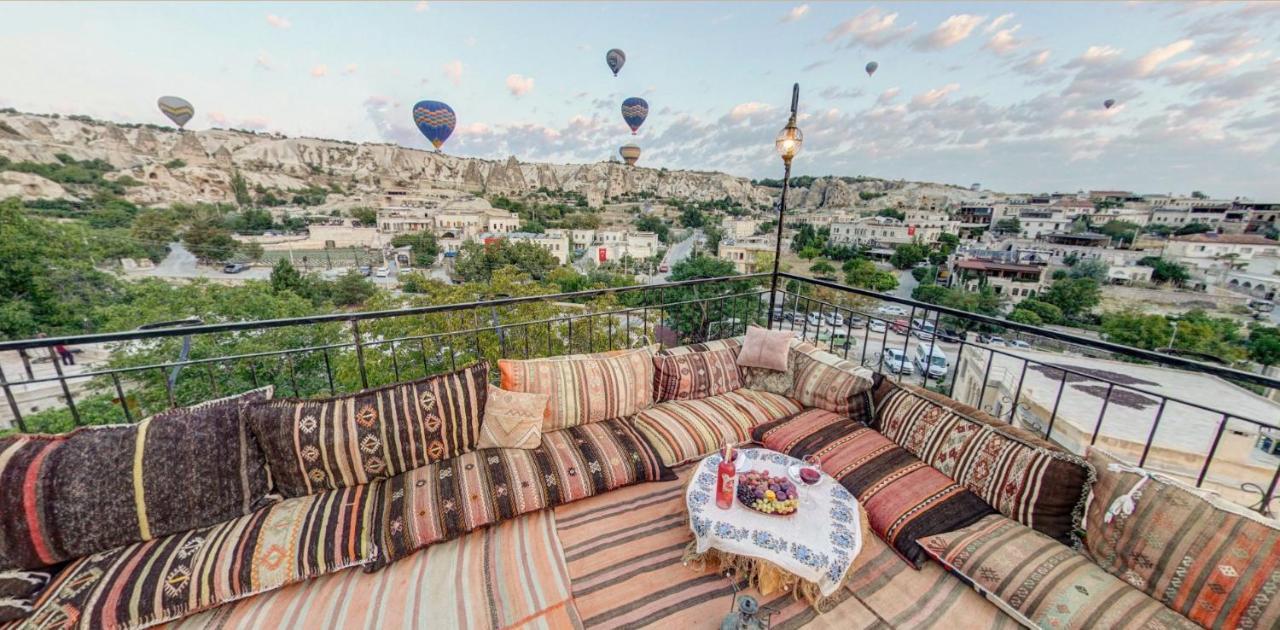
[412,100,457,151]
[621,97,648,135]
[606,49,626,77]
[865,61,878,77]
[619,143,641,166]
[157,96,194,130]
[1103,99,1116,110]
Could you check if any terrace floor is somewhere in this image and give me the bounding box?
[168,466,1014,630]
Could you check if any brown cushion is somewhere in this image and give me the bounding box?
[247,363,488,497]
[0,386,275,570]
[921,514,1200,630]
[371,418,674,571]
[498,346,656,431]
[653,346,743,402]
[632,389,803,467]
[787,341,875,417]
[18,484,382,629]
[873,382,1094,546]
[1084,448,1280,629]
[737,325,792,371]
[0,569,49,623]
[754,409,995,568]
[476,385,547,450]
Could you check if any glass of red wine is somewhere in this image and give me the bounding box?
[799,455,822,486]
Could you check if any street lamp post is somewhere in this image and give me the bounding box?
[767,83,803,329]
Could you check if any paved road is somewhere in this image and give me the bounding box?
[139,242,272,281]
[654,229,702,282]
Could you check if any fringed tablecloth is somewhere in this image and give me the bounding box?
[683,449,865,611]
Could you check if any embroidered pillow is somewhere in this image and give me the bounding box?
[653,346,743,402]
[0,569,49,623]
[736,325,792,371]
[247,363,488,497]
[787,341,875,417]
[754,409,995,568]
[921,514,1200,630]
[1084,448,1280,629]
[0,386,275,570]
[498,345,655,431]
[476,385,547,450]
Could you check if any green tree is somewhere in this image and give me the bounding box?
[1039,277,1101,320]
[679,205,706,229]
[810,260,837,279]
[349,207,378,226]
[1175,222,1213,236]
[1247,326,1280,367]
[1068,258,1109,283]
[634,214,670,243]
[240,241,265,263]
[1008,308,1043,326]
[182,220,239,262]
[225,208,274,233]
[798,245,822,260]
[269,259,308,296]
[889,241,929,270]
[454,239,559,283]
[130,208,178,246]
[1138,256,1191,285]
[994,217,1021,234]
[327,271,377,306]
[1015,299,1064,325]
[877,208,906,221]
[230,170,251,207]
[1098,220,1141,246]
[389,232,441,266]
[843,259,898,292]
[664,254,762,342]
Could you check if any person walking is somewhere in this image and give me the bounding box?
[53,343,74,366]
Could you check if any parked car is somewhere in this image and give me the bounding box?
[978,333,1006,345]
[869,320,887,334]
[375,267,390,278]
[939,327,966,342]
[913,342,948,380]
[658,264,670,273]
[825,312,844,327]
[847,316,866,329]
[891,318,910,335]
[911,319,936,341]
[358,265,372,277]
[806,312,823,327]
[1006,339,1032,349]
[877,304,909,317]
[222,263,246,274]
[880,348,914,374]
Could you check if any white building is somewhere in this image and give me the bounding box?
[1163,233,1280,271]
[719,236,778,274]
[478,231,572,265]
[829,216,957,247]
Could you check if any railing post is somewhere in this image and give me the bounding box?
[0,363,27,433]
[350,319,368,390]
[47,345,80,426]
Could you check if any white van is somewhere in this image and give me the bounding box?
[913,342,948,379]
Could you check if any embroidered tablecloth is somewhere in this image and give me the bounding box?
[684,448,863,603]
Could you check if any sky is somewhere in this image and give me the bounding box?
[2,1,1279,198]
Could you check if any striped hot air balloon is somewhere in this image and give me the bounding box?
[621,97,648,135]
[412,100,457,151]
[157,96,194,130]
[619,143,641,166]
[606,49,626,77]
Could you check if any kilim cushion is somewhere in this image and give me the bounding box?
[476,385,547,450]
[16,483,383,630]
[370,418,673,571]
[0,569,49,623]
[872,381,1094,546]
[787,342,875,418]
[658,337,742,356]
[754,409,995,568]
[246,363,488,497]
[498,345,656,431]
[632,389,804,467]
[1084,448,1280,629]
[921,514,1200,630]
[653,346,743,402]
[737,325,792,371]
[0,386,276,571]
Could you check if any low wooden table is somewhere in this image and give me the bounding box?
[682,448,864,610]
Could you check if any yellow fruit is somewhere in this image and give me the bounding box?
[764,490,776,500]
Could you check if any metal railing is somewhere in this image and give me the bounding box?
[2,270,1278,515]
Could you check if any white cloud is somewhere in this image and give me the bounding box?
[464,35,477,47]
[911,83,960,108]
[985,13,1014,34]
[505,74,535,97]
[265,14,291,29]
[915,14,985,51]
[442,60,463,86]
[781,4,809,23]
[1013,49,1052,74]
[342,63,358,76]
[310,64,328,77]
[1133,39,1194,77]
[255,53,274,70]
[728,102,772,121]
[876,87,901,105]
[207,111,228,125]
[1079,45,1124,63]
[414,1,429,12]
[984,24,1023,55]
[825,7,914,49]
[819,86,865,100]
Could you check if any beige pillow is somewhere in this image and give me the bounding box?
[477,385,549,449]
[737,325,792,371]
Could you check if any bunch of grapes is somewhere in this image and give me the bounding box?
[736,470,799,515]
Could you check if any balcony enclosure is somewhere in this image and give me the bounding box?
[3,271,1278,518]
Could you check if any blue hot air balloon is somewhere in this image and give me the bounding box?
[621,97,648,135]
[1103,99,1116,110]
[412,100,457,151]
[865,61,878,77]
[606,49,626,77]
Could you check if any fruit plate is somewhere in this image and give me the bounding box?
[735,470,799,516]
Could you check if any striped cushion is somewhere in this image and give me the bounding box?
[1084,448,1280,629]
[0,386,275,571]
[371,418,673,570]
[499,345,656,431]
[0,569,49,623]
[787,342,875,417]
[921,514,1200,630]
[18,484,382,630]
[246,364,488,497]
[653,347,743,402]
[873,382,1094,546]
[631,389,804,466]
[754,409,995,568]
